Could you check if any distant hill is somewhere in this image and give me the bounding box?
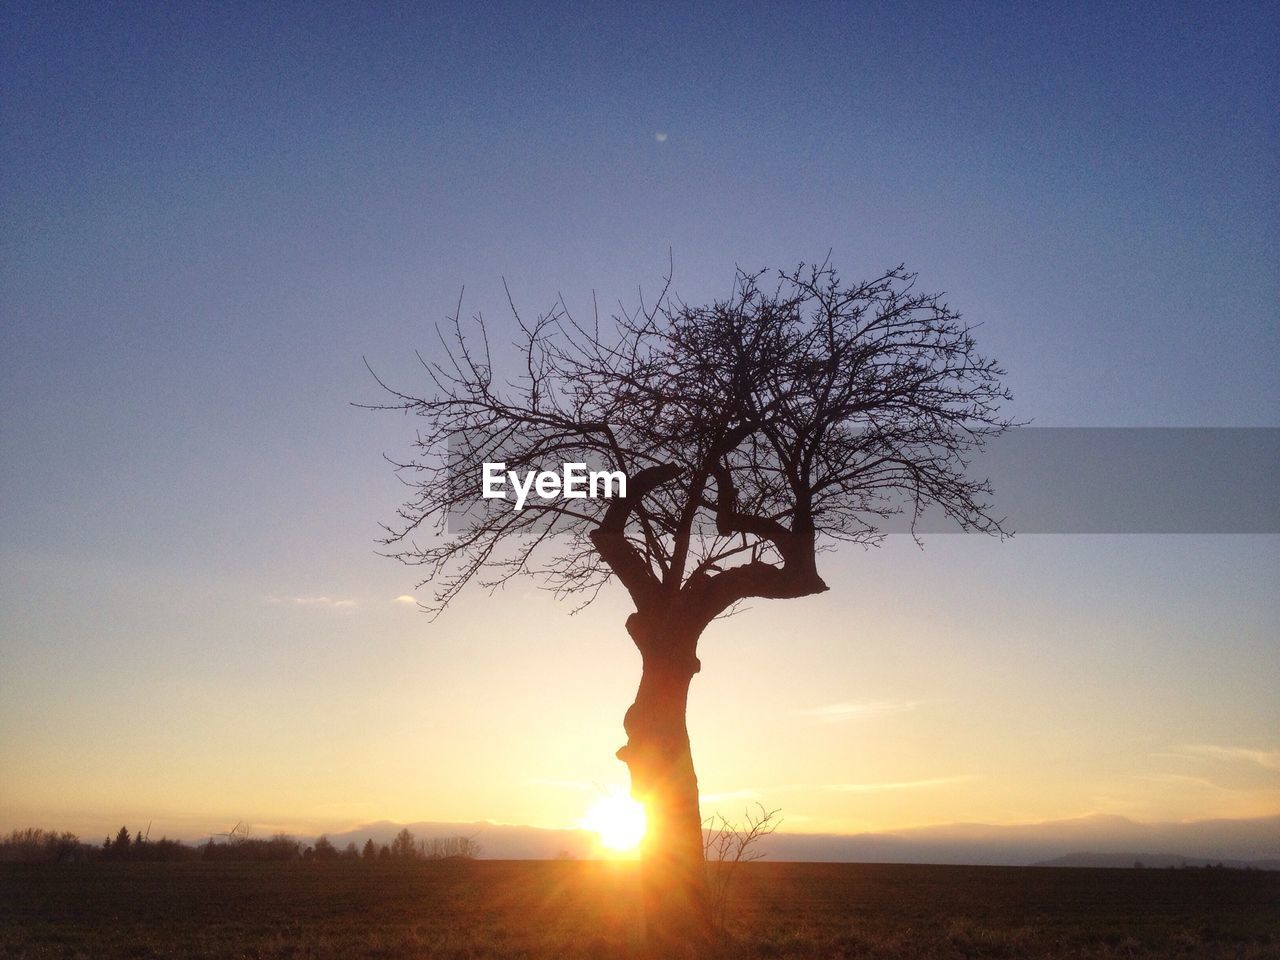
[1034,852,1280,870]
[322,813,1280,866]
[751,813,1280,866]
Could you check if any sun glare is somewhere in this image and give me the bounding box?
[581,790,646,853]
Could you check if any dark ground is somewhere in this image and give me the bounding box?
[1,859,1277,958]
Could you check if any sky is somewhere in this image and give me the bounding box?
[2,2,1277,850]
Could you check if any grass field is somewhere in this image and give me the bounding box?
[2,860,1277,959]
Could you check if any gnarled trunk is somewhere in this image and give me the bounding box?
[616,616,713,949]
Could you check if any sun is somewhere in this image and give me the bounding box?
[581,789,646,853]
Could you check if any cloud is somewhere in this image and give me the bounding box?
[266,595,357,610]
[394,595,418,605]
[801,700,919,722]
[654,131,668,142]
[295,596,356,609]
[1184,745,1280,771]
[699,788,762,805]
[825,775,976,793]
[1132,773,1225,790]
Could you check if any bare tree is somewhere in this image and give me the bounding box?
[703,803,782,930]
[389,827,417,860]
[418,834,482,860]
[313,834,338,860]
[368,260,1012,946]
[0,828,85,864]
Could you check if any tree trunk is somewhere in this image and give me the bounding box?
[617,616,713,951]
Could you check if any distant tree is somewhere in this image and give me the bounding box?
[377,843,391,861]
[362,838,377,860]
[141,837,197,862]
[313,835,338,860]
[343,841,359,860]
[0,828,85,864]
[418,835,481,860]
[107,826,132,860]
[390,828,417,860]
[371,261,1012,945]
[266,833,302,861]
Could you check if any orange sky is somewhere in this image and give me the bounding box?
[3,536,1276,844]
[2,3,1277,852]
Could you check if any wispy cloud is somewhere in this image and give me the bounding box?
[825,775,975,793]
[295,596,356,609]
[801,700,919,722]
[1133,773,1225,790]
[394,595,418,605]
[1184,745,1280,771]
[700,788,762,804]
[266,595,357,610]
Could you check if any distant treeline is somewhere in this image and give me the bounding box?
[0,826,479,864]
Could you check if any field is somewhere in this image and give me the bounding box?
[2,860,1277,959]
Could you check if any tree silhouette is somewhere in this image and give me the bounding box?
[390,827,417,860]
[370,261,1012,945]
[110,826,131,860]
[313,834,338,860]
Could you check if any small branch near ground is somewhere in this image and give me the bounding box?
[703,803,782,929]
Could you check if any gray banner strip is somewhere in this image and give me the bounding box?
[446,428,1279,535]
[897,427,1279,534]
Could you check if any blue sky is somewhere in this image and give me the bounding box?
[2,2,1277,844]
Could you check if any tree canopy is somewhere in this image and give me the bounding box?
[370,262,1012,626]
